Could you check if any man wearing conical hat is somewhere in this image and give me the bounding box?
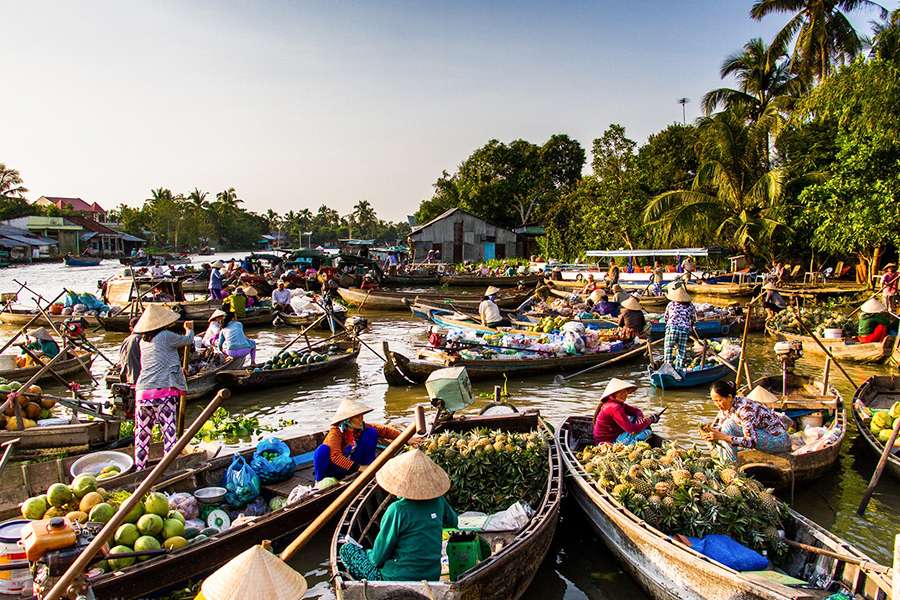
[881,263,898,313]
[857,297,893,344]
[337,449,458,583]
[761,282,786,320]
[312,399,401,483]
[479,286,509,328]
[662,285,696,370]
[592,378,660,445]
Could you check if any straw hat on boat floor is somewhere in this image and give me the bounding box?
[199,544,307,600]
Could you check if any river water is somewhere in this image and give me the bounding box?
[1,256,898,599]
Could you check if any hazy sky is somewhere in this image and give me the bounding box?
[3,1,893,222]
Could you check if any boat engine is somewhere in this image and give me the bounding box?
[21,518,105,599]
[774,340,803,396]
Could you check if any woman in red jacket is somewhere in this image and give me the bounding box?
[592,378,660,445]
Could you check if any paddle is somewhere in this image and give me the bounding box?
[857,412,900,516]
[273,314,326,357]
[554,338,663,385]
[0,289,67,355]
[278,403,427,561]
[789,301,858,390]
[734,290,766,389]
[779,536,889,575]
[43,388,231,600]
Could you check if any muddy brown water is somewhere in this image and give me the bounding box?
[1,257,898,599]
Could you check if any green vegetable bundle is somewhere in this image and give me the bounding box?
[424,428,549,514]
[578,441,788,558]
[195,407,264,443]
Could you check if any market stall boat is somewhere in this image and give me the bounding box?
[330,408,562,600]
[273,302,348,330]
[0,307,100,328]
[558,416,891,600]
[765,325,897,365]
[337,287,532,311]
[438,273,543,287]
[103,356,234,401]
[382,340,641,385]
[683,280,759,300]
[546,284,670,312]
[215,339,360,390]
[852,375,900,481]
[64,256,102,267]
[0,350,95,384]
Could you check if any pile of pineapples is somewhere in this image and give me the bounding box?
[578,440,787,557]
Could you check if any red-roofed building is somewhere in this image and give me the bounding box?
[34,196,107,222]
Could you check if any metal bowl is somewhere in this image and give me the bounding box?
[69,451,134,480]
[193,486,227,505]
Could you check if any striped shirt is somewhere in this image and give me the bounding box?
[323,423,400,470]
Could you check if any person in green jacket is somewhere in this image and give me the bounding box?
[857,298,894,343]
[22,328,60,359]
[339,448,458,582]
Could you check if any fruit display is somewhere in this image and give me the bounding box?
[21,474,102,521]
[423,428,549,514]
[868,402,900,447]
[0,379,56,430]
[529,315,571,334]
[259,350,327,371]
[577,441,788,558]
[768,307,855,337]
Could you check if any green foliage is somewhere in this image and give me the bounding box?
[636,123,700,196]
[0,164,32,220]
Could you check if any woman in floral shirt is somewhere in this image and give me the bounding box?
[701,380,791,460]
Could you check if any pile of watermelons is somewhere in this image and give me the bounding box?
[259,350,327,371]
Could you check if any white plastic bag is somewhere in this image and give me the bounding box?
[483,501,534,532]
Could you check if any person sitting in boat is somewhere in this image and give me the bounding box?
[580,274,599,295]
[593,378,659,445]
[615,296,646,341]
[881,263,898,313]
[663,285,695,369]
[857,298,893,344]
[216,310,256,367]
[223,286,247,318]
[360,273,379,291]
[590,293,620,318]
[700,380,791,460]
[479,286,509,328]
[680,255,696,278]
[21,328,60,360]
[147,286,174,302]
[272,281,292,313]
[118,317,142,384]
[200,309,226,349]
[134,305,194,469]
[313,399,402,482]
[604,259,620,288]
[762,282,787,320]
[338,448,457,583]
[241,286,258,309]
[150,262,167,279]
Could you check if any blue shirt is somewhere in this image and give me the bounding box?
[209,268,223,289]
[217,321,253,351]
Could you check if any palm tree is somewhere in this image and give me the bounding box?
[869,8,900,60]
[215,187,242,209]
[0,164,28,198]
[351,200,377,238]
[187,188,209,210]
[750,0,887,82]
[642,110,788,256]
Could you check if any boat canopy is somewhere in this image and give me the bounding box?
[586,248,716,258]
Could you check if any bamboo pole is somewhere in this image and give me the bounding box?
[554,338,664,384]
[782,538,889,574]
[274,314,326,357]
[790,302,858,390]
[857,413,900,515]
[734,291,765,389]
[0,289,67,355]
[279,404,427,561]
[43,388,231,600]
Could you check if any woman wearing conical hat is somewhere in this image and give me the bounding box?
[857,298,893,344]
[338,449,458,583]
[701,380,791,461]
[662,285,696,370]
[881,263,898,313]
[614,296,646,342]
[479,286,509,327]
[133,304,194,469]
[312,399,401,482]
[592,378,660,445]
[761,282,787,320]
[22,327,60,360]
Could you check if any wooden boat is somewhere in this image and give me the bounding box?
[649,361,731,389]
[382,340,641,385]
[558,416,891,600]
[547,285,670,311]
[103,357,234,401]
[0,307,100,328]
[439,273,543,287]
[216,339,360,390]
[337,287,532,311]
[382,272,441,286]
[734,373,845,488]
[683,280,758,299]
[852,375,900,481]
[765,324,897,365]
[330,408,562,600]
[64,255,102,267]
[98,307,275,333]
[0,350,95,384]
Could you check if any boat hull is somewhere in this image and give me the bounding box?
[649,362,731,389]
[438,273,543,287]
[338,287,530,311]
[64,256,102,267]
[765,325,895,364]
[215,344,360,390]
[0,351,94,384]
[852,375,900,481]
[0,308,100,328]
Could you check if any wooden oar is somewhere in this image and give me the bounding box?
[781,537,889,574]
[274,314,326,357]
[734,290,766,388]
[554,338,664,384]
[789,302,858,390]
[0,289,67,355]
[0,438,20,478]
[857,412,900,515]
[279,403,427,561]
[43,388,231,600]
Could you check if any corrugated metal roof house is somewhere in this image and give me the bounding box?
[409,208,518,263]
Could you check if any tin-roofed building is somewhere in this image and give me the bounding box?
[34,196,107,222]
[409,208,518,263]
[3,216,83,254]
[0,223,58,262]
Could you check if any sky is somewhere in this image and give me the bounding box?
[3,1,894,222]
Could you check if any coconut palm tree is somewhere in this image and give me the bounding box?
[215,187,242,209]
[869,8,900,60]
[0,164,28,198]
[188,188,209,210]
[642,109,788,256]
[351,200,377,238]
[750,0,887,82]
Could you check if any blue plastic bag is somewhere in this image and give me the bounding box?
[250,437,295,484]
[223,454,261,506]
[686,534,768,571]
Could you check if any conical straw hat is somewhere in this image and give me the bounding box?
[484,286,501,297]
[600,378,637,401]
[882,263,897,271]
[28,327,54,341]
[208,309,227,321]
[745,385,780,406]
[589,290,605,304]
[200,544,307,600]
[242,286,259,297]
[375,448,450,500]
[620,296,643,311]
[666,286,692,303]
[330,399,373,425]
[860,298,886,314]
[211,260,224,268]
[133,304,180,333]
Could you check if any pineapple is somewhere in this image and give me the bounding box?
[718,467,738,485]
[654,481,671,497]
[630,478,654,497]
[612,483,632,499]
[692,472,707,484]
[758,491,780,514]
[662,496,676,508]
[724,484,742,499]
[628,464,643,480]
[701,491,717,505]
[640,458,658,471]
[627,450,641,462]
[671,469,692,486]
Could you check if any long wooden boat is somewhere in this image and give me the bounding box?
[0,415,119,451]
[103,357,234,401]
[852,375,900,481]
[439,273,543,287]
[547,286,670,312]
[382,272,441,286]
[330,409,562,600]
[382,340,640,385]
[558,416,891,600]
[274,305,348,330]
[733,373,845,488]
[337,287,531,311]
[649,361,731,389]
[64,256,102,267]
[0,350,95,384]
[683,280,758,299]
[98,307,275,333]
[215,340,360,390]
[0,307,100,328]
[765,324,897,365]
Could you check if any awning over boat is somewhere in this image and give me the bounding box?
[586,248,716,258]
